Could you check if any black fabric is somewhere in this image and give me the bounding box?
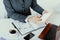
[23,0,24,2]
[24,33,35,40]
[44,24,57,40]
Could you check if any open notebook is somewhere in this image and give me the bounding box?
[12,12,53,35]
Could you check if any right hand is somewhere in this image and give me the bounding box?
[28,14,42,24]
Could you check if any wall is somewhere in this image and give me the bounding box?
[0,0,7,19]
[31,0,60,14]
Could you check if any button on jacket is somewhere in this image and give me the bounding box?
[3,0,44,22]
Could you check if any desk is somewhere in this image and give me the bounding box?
[46,13,60,26]
[0,19,44,40]
[0,12,60,40]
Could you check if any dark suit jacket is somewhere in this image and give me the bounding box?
[3,0,44,22]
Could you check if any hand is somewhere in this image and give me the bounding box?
[43,10,48,14]
[28,14,42,24]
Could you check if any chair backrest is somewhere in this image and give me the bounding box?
[38,23,57,40]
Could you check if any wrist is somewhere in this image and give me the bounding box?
[42,10,48,15]
[25,15,33,22]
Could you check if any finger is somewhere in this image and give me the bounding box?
[35,17,42,21]
[36,14,42,18]
[37,15,42,18]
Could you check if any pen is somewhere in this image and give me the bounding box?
[12,22,20,33]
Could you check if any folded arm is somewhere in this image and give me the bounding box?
[3,0,27,23]
[31,0,44,15]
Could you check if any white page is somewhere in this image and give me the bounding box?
[41,12,53,22]
[13,21,33,35]
[13,11,53,35]
[27,11,53,30]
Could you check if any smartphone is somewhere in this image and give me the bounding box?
[24,33,35,40]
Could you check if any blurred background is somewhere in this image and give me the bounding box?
[0,0,60,25]
[0,0,60,18]
[0,0,60,40]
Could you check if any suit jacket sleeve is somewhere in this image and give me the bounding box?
[31,0,44,15]
[3,0,27,23]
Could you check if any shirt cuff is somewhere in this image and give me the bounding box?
[42,10,45,15]
[25,14,38,22]
[25,15,33,22]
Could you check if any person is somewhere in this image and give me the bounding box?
[3,0,47,23]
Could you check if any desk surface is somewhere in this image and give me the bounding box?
[0,13,60,40]
[0,19,44,40]
[46,13,60,26]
